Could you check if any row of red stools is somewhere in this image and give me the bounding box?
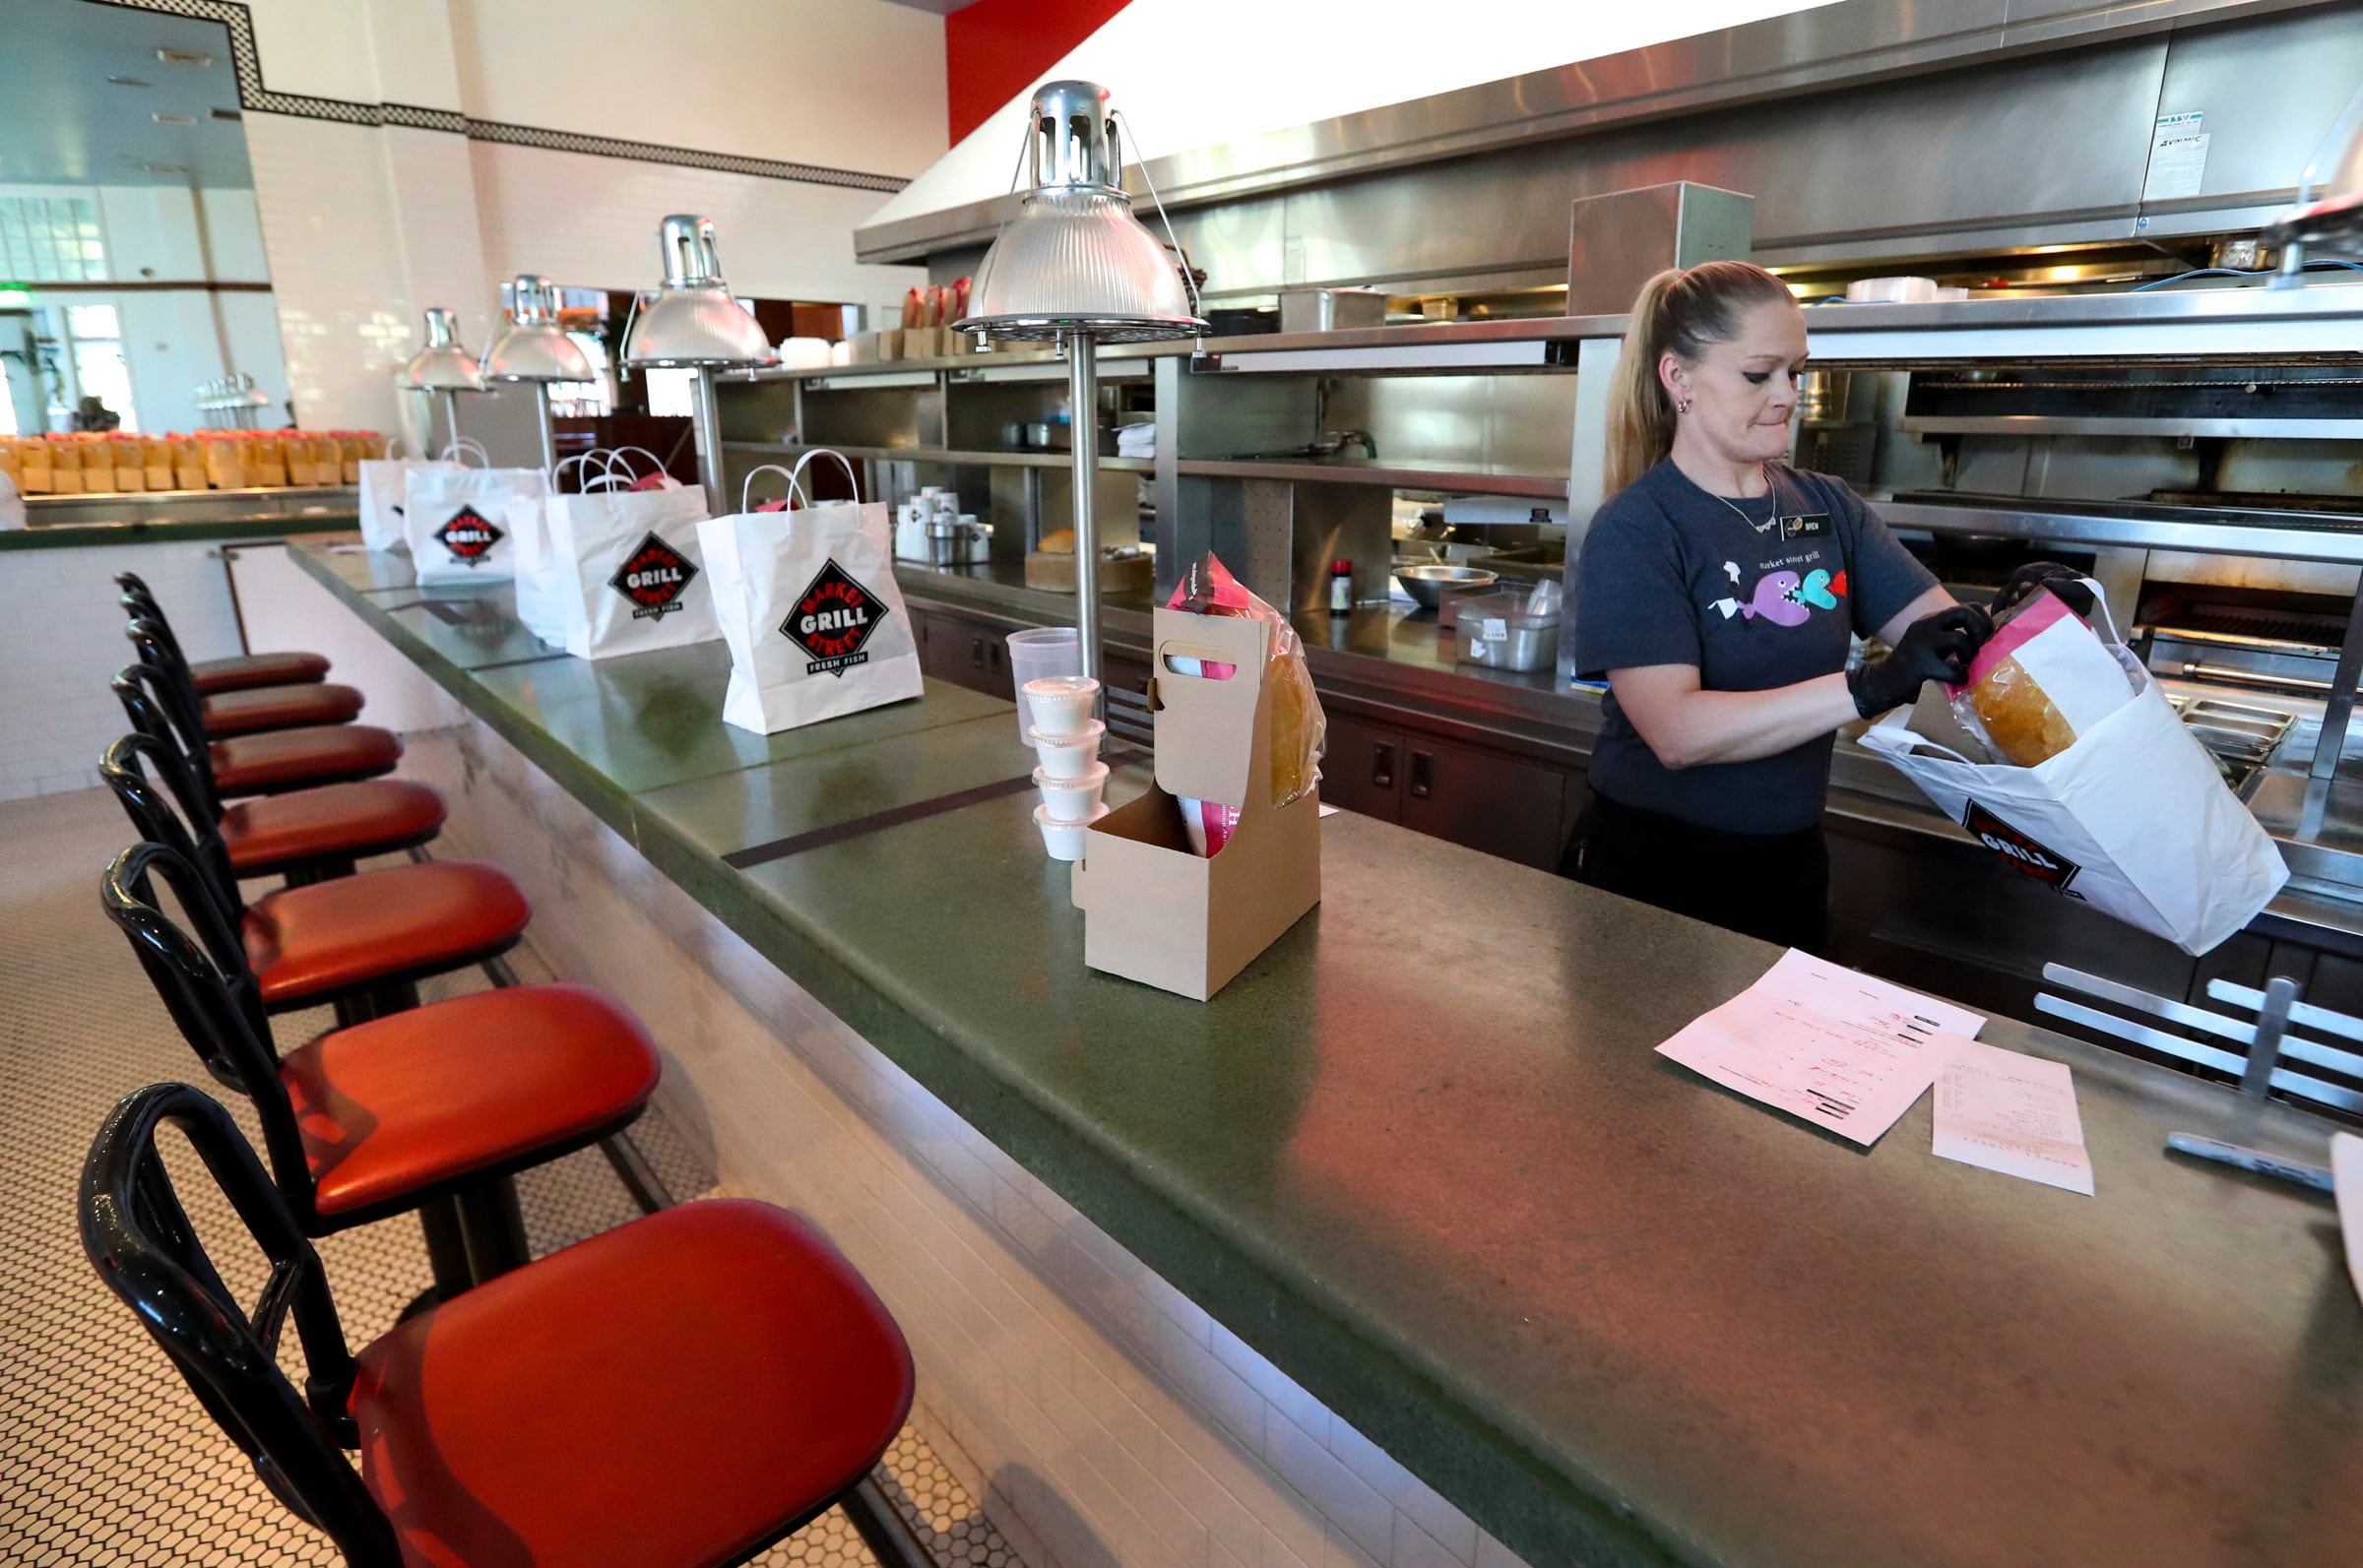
[83,574,915,1568]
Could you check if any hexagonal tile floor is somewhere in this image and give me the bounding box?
[0,785,1024,1568]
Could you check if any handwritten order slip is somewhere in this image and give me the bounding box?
[1655,949,1986,1146]
[1931,1036,2094,1195]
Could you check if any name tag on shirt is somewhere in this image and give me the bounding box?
[1779,512,1828,542]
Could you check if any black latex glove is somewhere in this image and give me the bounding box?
[1847,604,1992,719]
[1990,561,2095,619]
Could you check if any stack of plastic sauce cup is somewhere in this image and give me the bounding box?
[1027,675,1107,859]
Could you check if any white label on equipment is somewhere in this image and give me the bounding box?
[2143,111,2208,202]
[1481,617,1508,642]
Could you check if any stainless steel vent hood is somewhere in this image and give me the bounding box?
[863,0,2363,299]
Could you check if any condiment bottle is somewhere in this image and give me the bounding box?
[1328,559,1353,614]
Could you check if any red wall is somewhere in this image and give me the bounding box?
[945,0,1131,146]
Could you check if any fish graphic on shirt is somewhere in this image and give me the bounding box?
[1711,561,1846,626]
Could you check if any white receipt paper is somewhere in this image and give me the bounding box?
[2334,1133,2363,1308]
[1656,949,1985,1146]
[1931,1036,2094,1195]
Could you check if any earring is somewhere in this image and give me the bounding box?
[1675,398,1692,414]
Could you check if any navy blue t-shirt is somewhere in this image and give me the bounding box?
[1573,461,1937,835]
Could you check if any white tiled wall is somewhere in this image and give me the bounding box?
[467,140,926,322]
[244,113,423,435]
[0,543,240,802]
[401,718,1541,1568]
[230,0,935,436]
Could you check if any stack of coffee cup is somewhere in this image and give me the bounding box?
[1026,675,1107,860]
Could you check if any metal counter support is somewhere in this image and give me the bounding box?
[2306,578,2363,836]
[1069,335,1103,688]
[692,367,726,517]
[531,383,557,476]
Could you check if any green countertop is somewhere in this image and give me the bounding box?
[295,539,2363,1568]
[1,512,359,551]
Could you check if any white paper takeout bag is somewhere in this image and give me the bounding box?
[404,457,545,586]
[542,449,716,659]
[698,452,923,732]
[1861,653,2287,955]
[356,435,470,554]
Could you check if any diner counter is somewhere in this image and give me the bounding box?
[293,537,2363,1568]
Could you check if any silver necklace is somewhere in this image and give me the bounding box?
[1707,468,1779,533]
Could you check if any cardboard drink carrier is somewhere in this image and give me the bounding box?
[1070,606,1321,1001]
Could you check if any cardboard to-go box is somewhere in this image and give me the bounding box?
[1070,606,1322,1001]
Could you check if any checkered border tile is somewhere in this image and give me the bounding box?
[81,0,909,194]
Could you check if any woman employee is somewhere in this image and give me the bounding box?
[1565,261,2069,949]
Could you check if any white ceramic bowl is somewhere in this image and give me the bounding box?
[1029,720,1105,780]
[1023,674,1100,736]
[1034,761,1109,822]
[1035,800,1108,860]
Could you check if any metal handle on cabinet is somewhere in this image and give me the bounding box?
[1372,742,1395,789]
[971,636,986,669]
[1408,750,1433,800]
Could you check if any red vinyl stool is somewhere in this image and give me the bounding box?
[199,680,367,738]
[103,844,646,1298]
[104,732,445,884]
[123,609,367,739]
[117,661,402,801]
[100,774,529,1021]
[84,1086,914,1568]
[115,570,333,694]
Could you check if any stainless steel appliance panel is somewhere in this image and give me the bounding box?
[1286,37,2167,291]
[2138,3,2363,226]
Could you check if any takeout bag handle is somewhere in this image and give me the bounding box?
[787,447,861,501]
[739,463,804,513]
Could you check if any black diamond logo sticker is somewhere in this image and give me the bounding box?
[781,558,887,677]
[607,532,700,620]
[433,505,503,565]
[1962,801,2081,893]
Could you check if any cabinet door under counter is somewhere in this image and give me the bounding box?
[1322,712,1568,869]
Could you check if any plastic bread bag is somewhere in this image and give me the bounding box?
[1948,584,2136,768]
[1165,552,1327,855]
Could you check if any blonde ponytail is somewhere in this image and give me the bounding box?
[1604,269,1684,499]
[1601,260,1795,499]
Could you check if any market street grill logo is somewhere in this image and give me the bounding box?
[433,506,503,565]
[1962,802,2081,894]
[783,559,887,676]
[607,532,699,620]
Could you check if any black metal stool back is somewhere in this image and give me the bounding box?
[80,1082,398,1563]
[101,734,251,921]
[115,572,179,655]
[100,839,293,1128]
[113,661,227,824]
[124,616,210,742]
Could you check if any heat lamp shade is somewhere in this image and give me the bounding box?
[399,307,485,391]
[957,186,1206,344]
[621,285,774,367]
[2267,80,2363,258]
[2268,147,2363,256]
[484,321,593,382]
[399,344,485,391]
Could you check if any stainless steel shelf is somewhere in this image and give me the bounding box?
[1900,415,2363,440]
[1174,457,1569,498]
[722,441,1154,474]
[1880,494,2363,566]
